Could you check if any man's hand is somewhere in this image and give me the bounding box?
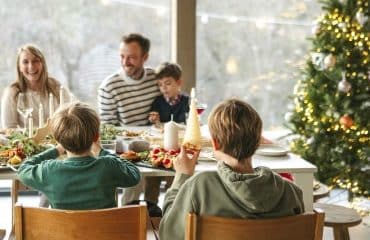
[173,145,200,175]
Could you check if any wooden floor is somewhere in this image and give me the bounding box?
[0,180,369,240]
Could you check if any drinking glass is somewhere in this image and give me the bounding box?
[195,88,208,125]
[17,92,34,131]
[100,139,117,154]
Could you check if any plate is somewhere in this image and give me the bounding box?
[198,148,216,162]
[8,163,20,171]
[255,144,289,157]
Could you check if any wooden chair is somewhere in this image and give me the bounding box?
[185,210,324,240]
[14,203,147,240]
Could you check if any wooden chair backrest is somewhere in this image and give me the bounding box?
[15,203,147,240]
[185,209,324,240]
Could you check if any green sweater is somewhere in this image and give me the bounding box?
[159,161,304,240]
[17,148,141,210]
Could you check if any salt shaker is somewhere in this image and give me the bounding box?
[164,115,179,150]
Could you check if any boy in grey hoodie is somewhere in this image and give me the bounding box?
[159,99,304,240]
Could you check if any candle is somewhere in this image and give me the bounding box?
[38,103,44,128]
[60,86,64,106]
[164,115,179,150]
[28,114,33,138]
[49,93,54,117]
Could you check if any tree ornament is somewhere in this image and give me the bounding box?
[339,114,354,128]
[356,11,368,26]
[324,54,336,69]
[311,52,325,71]
[284,112,293,122]
[311,24,321,35]
[338,72,352,93]
[307,137,315,145]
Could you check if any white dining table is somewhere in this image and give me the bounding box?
[1,152,316,210]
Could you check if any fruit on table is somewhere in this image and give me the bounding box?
[8,154,22,165]
[149,147,179,169]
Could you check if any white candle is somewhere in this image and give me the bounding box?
[60,86,64,106]
[164,115,179,150]
[28,114,33,138]
[38,103,44,128]
[49,93,54,117]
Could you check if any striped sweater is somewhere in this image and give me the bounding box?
[98,68,160,126]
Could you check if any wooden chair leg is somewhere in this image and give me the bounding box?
[333,226,350,240]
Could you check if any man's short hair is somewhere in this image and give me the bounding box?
[50,102,100,154]
[208,99,262,160]
[121,33,150,55]
[155,62,182,80]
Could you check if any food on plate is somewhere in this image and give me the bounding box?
[148,147,179,169]
[120,150,141,161]
[182,91,201,150]
[120,150,149,162]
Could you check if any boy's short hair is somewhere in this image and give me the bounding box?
[155,62,182,80]
[208,99,262,160]
[50,102,100,154]
[121,33,150,55]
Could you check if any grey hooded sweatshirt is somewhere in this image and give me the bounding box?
[159,161,304,240]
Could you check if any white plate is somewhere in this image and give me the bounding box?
[255,144,289,157]
[198,148,216,161]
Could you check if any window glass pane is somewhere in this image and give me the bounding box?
[197,0,321,129]
[0,0,170,108]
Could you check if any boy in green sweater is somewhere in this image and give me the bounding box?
[159,99,304,240]
[17,102,141,210]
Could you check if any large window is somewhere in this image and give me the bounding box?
[0,0,170,109]
[197,0,321,129]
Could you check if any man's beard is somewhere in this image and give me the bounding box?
[125,66,143,79]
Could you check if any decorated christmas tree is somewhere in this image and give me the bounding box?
[288,0,369,197]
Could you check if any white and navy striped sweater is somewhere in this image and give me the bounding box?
[98,68,160,126]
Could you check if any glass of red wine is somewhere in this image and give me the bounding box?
[195,88,208,125]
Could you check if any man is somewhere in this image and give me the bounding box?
[98,33,161,204]
[98,33,160,126]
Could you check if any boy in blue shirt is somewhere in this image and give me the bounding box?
[149,62,189,125]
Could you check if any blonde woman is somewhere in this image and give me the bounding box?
[1,43,73,128]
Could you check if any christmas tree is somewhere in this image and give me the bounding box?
[288,0,369,197]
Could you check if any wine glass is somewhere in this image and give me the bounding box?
[195,88,208,125]
[17,92,34,132]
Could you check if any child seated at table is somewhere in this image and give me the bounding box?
[148,62,189,125]
[144,62,190,204]
[17,102,141,210]
[159,99,304,240]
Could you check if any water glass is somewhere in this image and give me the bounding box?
[100,139,117,153]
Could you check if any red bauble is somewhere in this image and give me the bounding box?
[339,114,354,128]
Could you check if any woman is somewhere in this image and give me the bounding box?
[1,44,73,128]
[1,44,74,207]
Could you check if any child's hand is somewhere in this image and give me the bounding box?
[148,111,160,124]
[173,145,200,175]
